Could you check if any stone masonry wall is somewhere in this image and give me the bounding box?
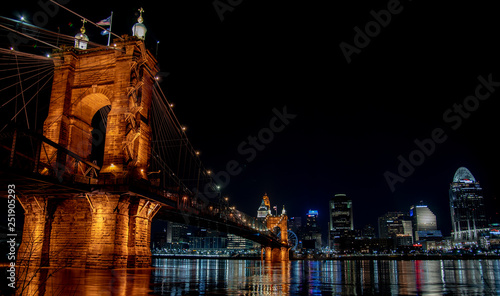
[18,194,159,269]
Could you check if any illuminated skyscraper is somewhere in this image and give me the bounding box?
[328,194,354,249]
[257,194,271,219]
[449,167,488,241]
[378,211,413,247]
[410,204,440,241]
[303,210,321,249]
[378,212,408,239]
[410,204,437,231]
[306,210,319,228]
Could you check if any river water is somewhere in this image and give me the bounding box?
[8,259,500,295]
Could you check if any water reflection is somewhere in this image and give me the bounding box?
[15,267,152,296]
[151,259,500,295]
[11,259,500,295]
[151,259,292,295]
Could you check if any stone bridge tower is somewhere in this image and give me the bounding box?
[260,194,289,261]
[17,18,162,269]
[41,34,158,182]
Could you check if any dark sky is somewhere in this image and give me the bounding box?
[3,0,500,237]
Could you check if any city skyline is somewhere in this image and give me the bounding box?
[152,167,493,252]
[266,166,494,242]
[3,1,500,239]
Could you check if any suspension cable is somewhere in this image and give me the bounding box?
[48,0,123,41]
[0,23,61,50]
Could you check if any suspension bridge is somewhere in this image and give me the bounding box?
[0,6,291,268]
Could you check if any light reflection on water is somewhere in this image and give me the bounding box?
[10,259,500,295]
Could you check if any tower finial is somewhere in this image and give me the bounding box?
[80,19,87,34]
[138,7,144,23]
[132,7,147,39]
[75,19,89,49]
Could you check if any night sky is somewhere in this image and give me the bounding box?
[3,0,500,237]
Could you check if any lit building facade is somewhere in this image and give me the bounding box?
[378,211,413,246]
[449,167,488,241]
[303,210,321,249]
[378,212,406,238]
[328,194,354,249]
[288,217,302,234]
[227,234,254,250]
[257,194,271,219]
[410,204,439,241]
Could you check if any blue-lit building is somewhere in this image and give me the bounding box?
[303,209,321,249]
[449,167,488,241]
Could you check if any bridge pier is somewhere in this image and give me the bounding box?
[17,194,160,269]
[17,196,50,268]
[262,247,289,261]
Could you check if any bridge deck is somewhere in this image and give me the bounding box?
[0,126,284,248]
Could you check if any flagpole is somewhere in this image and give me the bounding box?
[107,11,113,46]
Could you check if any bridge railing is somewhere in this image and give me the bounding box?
[198,200,277,238]
[0,127,101,184]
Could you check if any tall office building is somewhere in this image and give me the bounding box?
[303,210,321,249]
[410,204,437,231]
[378,212,405,239]
[378,211,413,247]
[306,210,319,229]
[449,167,488,241]
[257,194,271,219]
[361,224,376,239]
[410,204,440,241]
[328,194,354,249]
[288,217,302,234]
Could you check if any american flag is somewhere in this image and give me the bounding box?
[97,16,111,26]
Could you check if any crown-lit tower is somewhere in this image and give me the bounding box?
[257,193,271,219]
[449,167,488,241]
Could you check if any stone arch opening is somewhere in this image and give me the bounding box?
[90,105,111,167]
[272,226,281,235]
[68,93,111,165]
[266,216,289,245]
